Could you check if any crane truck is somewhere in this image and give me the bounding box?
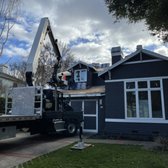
[0,17,83,141]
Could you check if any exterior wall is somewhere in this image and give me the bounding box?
[98,96,105,133]
[92,73,104,86]
[87,69,94,87]
[69,64,94,89]
[103,60,168,138]
[0,72,24,97]
[105,122,168,139]
[103,61,168,80]
[163,79,168,120]
[105,82,125,119]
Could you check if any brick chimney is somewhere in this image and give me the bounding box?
[111,46,124,65]
[136,45,143,50]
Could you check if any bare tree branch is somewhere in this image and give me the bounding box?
[35,41,75,86]
[0,0,21,57]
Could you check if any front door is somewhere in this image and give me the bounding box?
[70,99,98,133]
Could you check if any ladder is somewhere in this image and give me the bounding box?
[5,89,13,114]
[34,87,43,115]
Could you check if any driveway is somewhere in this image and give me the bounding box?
[0,133,78,168]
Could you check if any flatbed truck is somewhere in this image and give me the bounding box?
[0,17,83,141]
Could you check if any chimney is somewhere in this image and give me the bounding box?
[111,46,124,65]
[136,45,143,50]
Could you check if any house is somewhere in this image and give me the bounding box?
[0,64,24,97]
[60,61,106,133]
[99,45,168,139]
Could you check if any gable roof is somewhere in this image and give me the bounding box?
[99,48,168,77]
[67,60,96,71]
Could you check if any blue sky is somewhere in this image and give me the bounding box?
[1,0,168,65]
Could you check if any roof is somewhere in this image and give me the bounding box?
[58,86,105,97]
[99,48,168,77]
[68,61,96,71]
[0,71,24,83]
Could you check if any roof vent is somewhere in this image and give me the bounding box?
[136,45,143,50]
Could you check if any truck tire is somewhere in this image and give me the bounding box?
[66,123,77,136]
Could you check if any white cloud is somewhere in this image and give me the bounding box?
[3,45,30,58]
[3,0,168,64]
[154,45,168,56]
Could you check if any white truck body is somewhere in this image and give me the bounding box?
[6,86,43,116]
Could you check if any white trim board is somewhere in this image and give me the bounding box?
[99,48,168,77]
[105,118,168,124]
[105,76,168,83]
[63,93,105,97]
[123,59,162,65]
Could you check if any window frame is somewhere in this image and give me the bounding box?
[74,69,87,82]
[124,78,165,120]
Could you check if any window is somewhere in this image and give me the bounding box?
[126,91,136,117]
[74,69,87,82]
[125,79,164,119]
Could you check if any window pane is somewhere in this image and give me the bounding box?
[138,91,149,118]
[81,70,87,81]
[150,80,160,88]
[126,82,135,89]
[127,91,136,117]
[75,71,80,82]
[151,91,162,118]
[138,81,147,88]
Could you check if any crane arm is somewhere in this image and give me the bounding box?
[26,17,61,86]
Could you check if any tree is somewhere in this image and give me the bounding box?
[35,43,55,86]
[0,0,20,57]
[9,61,27,80]
[105,0,168,42]
[35,41,75,86]
[59,41,75,72]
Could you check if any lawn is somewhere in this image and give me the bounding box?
[20,143,168,168]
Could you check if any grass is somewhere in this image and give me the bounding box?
[20,143,168,168]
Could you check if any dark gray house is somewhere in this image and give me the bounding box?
[99,45,168,139]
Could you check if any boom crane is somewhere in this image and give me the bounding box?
[0,18,83,141]
[25,17,61,86]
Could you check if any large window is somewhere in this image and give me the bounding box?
[74,69,87,82]
[125,79,164,119]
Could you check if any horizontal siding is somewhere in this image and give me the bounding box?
[108,61,168,80]
[105,122,168,137]
[105,82,125,119]
[163,79,168,120]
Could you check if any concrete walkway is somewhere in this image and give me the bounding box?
[0,133,78,168]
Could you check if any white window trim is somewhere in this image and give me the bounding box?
[74,69,87,82]
[124,78,165,121]
[105,76,168,83]
[105,118,168,124]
